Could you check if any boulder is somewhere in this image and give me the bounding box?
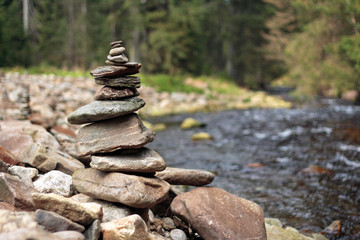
[170,187,266,240]
[35,209,85,233]
[0,172,38,210]
[72,168,170,208]
[76,114,155,156]
[32,193,103,226]
[67,97,145,124]
[90,148,166,173]
[95,87,139,101]
[33,170,73,197]
[155,167,215,186]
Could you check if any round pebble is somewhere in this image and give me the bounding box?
[170,229,187,240]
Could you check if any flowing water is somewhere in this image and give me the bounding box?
[146,99,360,239]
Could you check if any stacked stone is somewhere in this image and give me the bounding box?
[67,40,170,210]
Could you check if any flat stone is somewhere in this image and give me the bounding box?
[109,47,126,56]
[67,97,145,124]
[95,76,141,88]
[90,148,166,173]
[105,60,139,67]
[84,219,101,240]
[155,167,215,186]
[95,87,139,100]
[90,64,141,78]
[0,145,23,166]
[72,168,170,208]
[110,40,123,47]
[35,209,85,233]
[0,172,38,210]
[76,113,155,156]
[107,54,128,63]
[8,165,38,183]
[33,170,73,197]
[170,187,266,240]
[111,43,122,48]
[32,193,103,226]
[53,231,85,240]
[101,214,151,240]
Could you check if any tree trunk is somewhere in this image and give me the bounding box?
[68,0,75,69]
[23,0,29,35]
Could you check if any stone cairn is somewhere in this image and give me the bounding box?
[66,40,216,237]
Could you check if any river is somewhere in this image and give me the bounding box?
[146,98,360,240]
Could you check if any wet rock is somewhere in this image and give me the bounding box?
[72,168,170,208]
[95,76,141,88]
[76,114,155,156]
[0,145,23,166]
[33,170,73,197]
[109,46,125,56]
[19,143,84,174]
[180,118,204,129]
[84,219,101,240]
[67,97,145,124]
[191,132,213,141]
[71,193,133,223]
[32,193,103,226]
[35,209,85,233]
[90,148,166,173]
[95,87,139,100]
[8,165,38,182]
[266,223,326,240]
[321,220,342,236]
[53,231,85,240]
[107,54,128,63]
[155,167,215,186]
[265,217,283,227]
[170,229,187,240]
[0,172,38,210]
[301,165,334,175]
[101,214,151,240]
[170,187,266,240]
[90,64,141,78]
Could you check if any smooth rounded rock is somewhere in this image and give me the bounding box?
[75,114,155,156]
[170,229,187,240]
[90,148,166,173]
[90,64,141,78]
[72,168,170,208]
[155,167,215,186]
[95,87,139,101]
[67,97,145,124]
[95,76,141,88]
[109,47,125,56]
[170,187,266,240]
[107,54,128,63]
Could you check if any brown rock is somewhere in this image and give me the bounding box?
[0,172,38,210]
[107,54,128,63]
[0,145,23,166]
[32,193,103,226]
[170,187,266,240]
[90,148,166,173]
[35,209,85,233]
[101,214,151,240]
[90,64,141,78]
[95,87,139,100]
[0,202,16,211]
[110,40,123,47]
[76,113,155,156]
[72,168,170,208]
[105,60,139,67]
[155,167,215,186]
[95,76,141,88]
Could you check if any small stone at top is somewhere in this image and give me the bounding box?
[110,40,123,47]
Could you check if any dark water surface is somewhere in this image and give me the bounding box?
[146,99,360,239]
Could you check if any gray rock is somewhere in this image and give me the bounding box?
[72,168,170,208]
[170,229,187,240]
[105,60,139,67]
[162,217,176,231]
[32,193,103,226]
[95,87,139,101]
[95,76,141,88]
[35,209,85,233]
[0,172,38,210]
[53,231,85,240]
[90,148,166,173]
[67,97,145,125]
[171,187,266,240]
[109,47,125,56]
[110,40,123,47]
[155,167,215,186]
[33,170,73,197]
[107,54,128,63]
[8,165,38,182]
[90,64,141,78]
[76,114,155,156]
[84,219,101,240]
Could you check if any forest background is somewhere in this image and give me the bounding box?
[1,0,359,102]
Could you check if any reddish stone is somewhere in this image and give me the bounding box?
[0,145,23,166]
